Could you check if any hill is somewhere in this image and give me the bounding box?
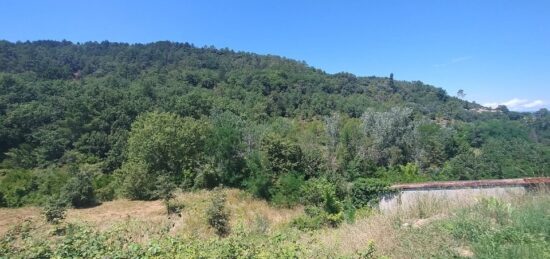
[0,40,549,210]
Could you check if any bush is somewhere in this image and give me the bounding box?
[0,169,39,207]
[245,171,272,200]
[300,178,336,206]
[61,170,96,208]
[154,175,179,215]
[165,199,185,216]
[351,178,390,208]
[193,162,221,189]
[291,178,344,230]
[43,198,67,224]
[119,162,158,200]
[269,172,305,207]
[92,173,115,202]
[122,112,212,194]
[0,191,5,207]
[207,188,230,237]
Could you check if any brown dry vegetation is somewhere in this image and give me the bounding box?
[2,187,548,258]
[0,189,302,239]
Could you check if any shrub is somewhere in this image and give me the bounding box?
[323,189,343,227]
[193,162,221,189]
[0,191,5,207]
[165,199,185,216]
[93,173,115,202]
[262,133,304,174]
[270,172,305,207]
[354,241,377,259]
[154,175,179,215]
[0,169,39,207]
[290,177,344,229]
[122,112,212,194]
[207,188,230,237]
[119,162,158,200]
[43,198,67,224]
[300,177,335,206]
[351,178,390,208]
[61,171,96,208]
[245,172,272,200]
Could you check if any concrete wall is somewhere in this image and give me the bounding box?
[379,186,526,213]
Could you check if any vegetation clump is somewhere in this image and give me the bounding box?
[207,188,231,237]
[42,198,66,224]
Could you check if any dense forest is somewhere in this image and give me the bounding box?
[0,40,549,215]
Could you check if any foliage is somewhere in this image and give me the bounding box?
[121,112,212,194]
[270,172,305,207]
[61,170,96,208]
[361,107,416,166]
[207,188,231,237]
[444,196,550,258]
[262,133,304,175]
[0,223,306,258]
[0,169,38,207]
[0,39,549,209]
[351,178,390,208]
[291,178,344,229]
[42,198,66,224]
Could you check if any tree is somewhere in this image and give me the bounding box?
[262,133,304,175]
[207,188,230,237]
[208,111,247,186]
[61,170,96,208]
[457,89,466,99]
[361,107,416,166]
[120,112,212,199]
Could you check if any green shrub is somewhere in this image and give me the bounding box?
[165,199,185,216]
[93,173,115,202]
[207,188,230,237]
[245,171,272,200]
[291,206,326,230]
[119,162,157,200]
[290,177,344,229]
[61,171,96,208]
[154,175,180,215]
[0,169,39,207]
[262,133,304,174]
[270,172,305,207]
[43,198,67,224]
[193,162,221,189]
[354,241,377,259]
[0,191,5,207]
[300,177,335,206]
[351,178,390,208]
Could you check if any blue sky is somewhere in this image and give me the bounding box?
[1,0,549,111]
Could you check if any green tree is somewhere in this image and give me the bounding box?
[61,170,96,208]
[262,133,304,175]
[120,112,212,199]
[207,188,230,237]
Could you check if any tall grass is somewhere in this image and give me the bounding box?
[0,187,548,258]
[446,190,550,258]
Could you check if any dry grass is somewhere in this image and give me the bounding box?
[2,186,546,257]
[0,207,42,236]
[0,188,302,241]
[304,187,548,258]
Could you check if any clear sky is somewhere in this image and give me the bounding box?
[1,0,549,111]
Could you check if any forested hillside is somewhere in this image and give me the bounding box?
[0,40,549,209]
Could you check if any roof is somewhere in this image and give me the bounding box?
[391,177,550,191]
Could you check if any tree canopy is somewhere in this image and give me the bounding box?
[0,40,548,208]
